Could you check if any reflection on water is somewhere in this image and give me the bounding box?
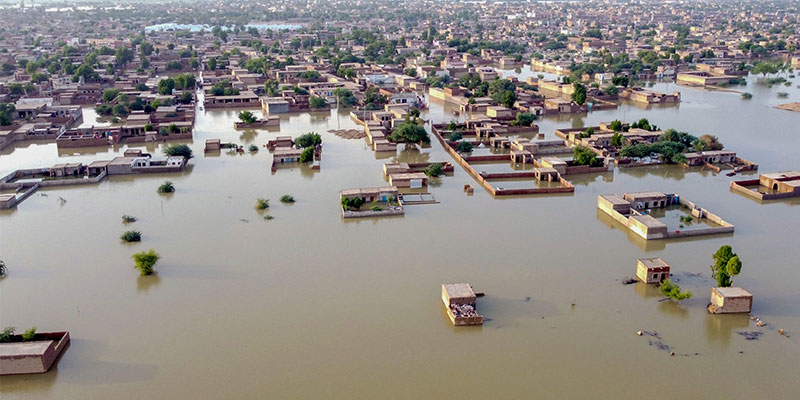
[136,273,161,293]
[705,314,752,349]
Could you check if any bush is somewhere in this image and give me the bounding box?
[299,146,315,162]
[132,249,160,276]
[456,141,473,153]
[248,145,259,152]
[294,132,322,148]
[741,92,753,99]
[341,196,365,211]
[121,215,137,223]
[424,163,444,177]
[120,230,142,242]
[255,198,270,210]
[371,205,382,211]
[280,194,295,203]
[777,92,789,98]
[157,181,175,193]
[659,279,692,301]
[163,144,193,159]
[263,214,274,220]
[0,259,5,276]
[0,327,14,343]
[21,326,37,341]
[447,131,463,141]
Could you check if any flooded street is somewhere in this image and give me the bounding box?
[2,72,800,398]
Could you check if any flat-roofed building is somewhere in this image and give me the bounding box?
[636,258,670,283]
[708,287,753,314]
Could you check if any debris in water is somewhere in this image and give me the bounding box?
[737,331,763,341]
[328,129,366,139]
[239,218,249,223]
[779,329,789,337]
[637,330,643,336]
[622,277,637,285]
[524,297,531,302]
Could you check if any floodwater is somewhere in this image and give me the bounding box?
[1,72,800,399]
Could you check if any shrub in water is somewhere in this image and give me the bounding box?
[157,181,175,193]
[280,194,295,203]
[132,249,160,276]
[255,198,270,210]
[120,230,142,242]
[122,215,137,223]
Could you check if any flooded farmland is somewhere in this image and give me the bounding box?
[2,73,800,399]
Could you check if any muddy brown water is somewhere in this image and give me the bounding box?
[1,73,800,398]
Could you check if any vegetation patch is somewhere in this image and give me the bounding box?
[280,194,295,203]
[120,230,142,242]
[132,249,160,276]
[255,198,270,210]
[157,181,175,193]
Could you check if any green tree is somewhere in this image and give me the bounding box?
[610,132,624,147]
[102,88,121,103]
[389,121,430,144]
[139,42,154,56]
[608,120,623,131]
[173,73,196,90]
[299,146,315,162]
[572,146,602,167]
[659,279,692,301]
[571,82,587,105]
[115,46,134,66]
[294,132,322,148]
[207,57,217,71]
[513,112,537,127]
[0,103,15,126]
[157,78,175,95]
[163,144,193,159]
[710,245,743,287]
[309,95,327,108]
[424,163,444,177]
[456,141,474,153]
[132,249,160,276]
[238,110,257,124]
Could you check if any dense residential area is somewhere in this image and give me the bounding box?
[1,0,799,398]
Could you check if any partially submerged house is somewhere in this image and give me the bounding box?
[0,331,70,375]
[730,171,800,200]
[339,186,404,218]
[636,258,670,283]
[597,191,735,240]
[708,287,753,314]
[441,283,483,326]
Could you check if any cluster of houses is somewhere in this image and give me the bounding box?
[0,150,187,209]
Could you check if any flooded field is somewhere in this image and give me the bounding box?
[2,72,800,399]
